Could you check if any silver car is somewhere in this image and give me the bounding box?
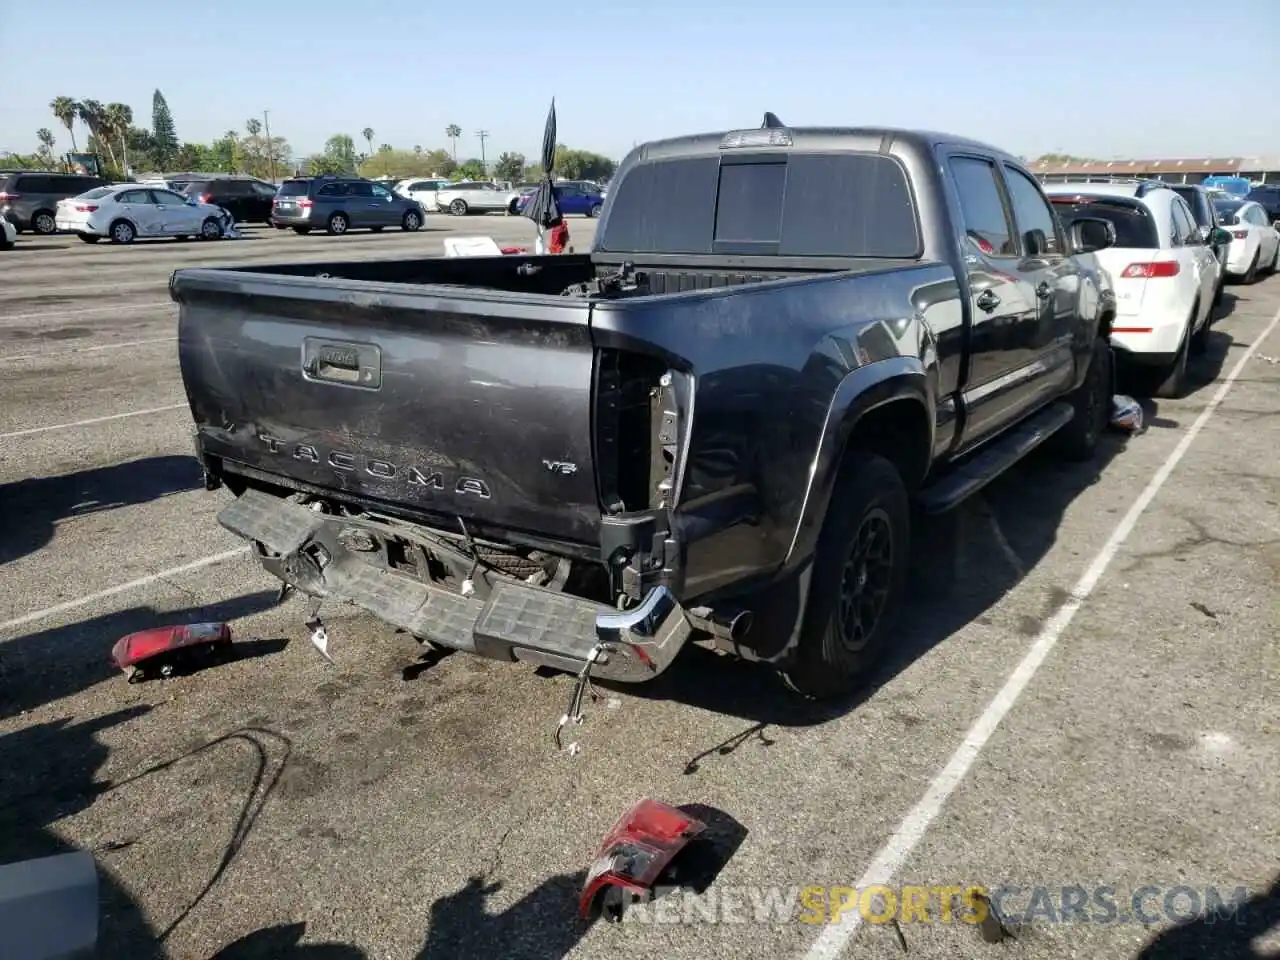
[435,181,522,216]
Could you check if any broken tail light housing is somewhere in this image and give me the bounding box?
[111,622,232,681]
[580,799,707,921]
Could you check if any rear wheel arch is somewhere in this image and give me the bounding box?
[839,395,933,494]
[783,362,934,569]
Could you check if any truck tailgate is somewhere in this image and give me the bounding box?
[173,270,602,545]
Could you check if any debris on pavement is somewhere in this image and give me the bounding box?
[1109,394,1144,433]
[1255,354,1279,365]
[111,622,232,682]
[1190,601,1218,620]
[580,799,708,922]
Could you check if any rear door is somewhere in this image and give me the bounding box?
[1169,199,1213,324]
[115,188,157,235]
[943,153,1044,447]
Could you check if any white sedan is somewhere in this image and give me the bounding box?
[55,184,230,244]
[1212,197,1280,282]
[1,213,15,250]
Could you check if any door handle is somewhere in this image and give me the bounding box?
[1036,282,1052,300]
[975,289,1000,312]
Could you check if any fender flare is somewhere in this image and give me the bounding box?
[782,356,933,568]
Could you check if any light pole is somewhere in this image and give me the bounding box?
[477,130,489,175]
[263,109,277,183]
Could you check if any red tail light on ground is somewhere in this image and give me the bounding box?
[1121,262,1180,279]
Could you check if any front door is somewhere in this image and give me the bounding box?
[997,161,1079,400]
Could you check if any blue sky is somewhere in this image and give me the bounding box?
[2,0,1277,163]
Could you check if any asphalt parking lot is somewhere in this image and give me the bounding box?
[2,220,1277,960]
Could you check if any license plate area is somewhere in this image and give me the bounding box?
[301,338,381,389]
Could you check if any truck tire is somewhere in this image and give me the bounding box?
[1052,336,1112,462]
[780,451,909,700]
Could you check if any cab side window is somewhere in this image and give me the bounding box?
[1002,166,1063,256]
[948,156,1016,257]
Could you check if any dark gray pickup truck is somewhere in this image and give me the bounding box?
[172,118,1119,699]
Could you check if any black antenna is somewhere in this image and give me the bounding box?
[761,112,785,129]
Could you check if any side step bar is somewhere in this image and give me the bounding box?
[915,401,1075,514]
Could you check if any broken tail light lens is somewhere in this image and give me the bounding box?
[1120,261,1179,279]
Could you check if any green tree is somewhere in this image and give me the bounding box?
[104,103,133,174]
[362,127,375,158]
[453,158,487,181]
[50,97,79,152]
[77,99,116,172]
[554,145,617,182]
[307,134,358,176]
[446,124,461,161]
[35,128,56,169]
[422,149,455,177]
[494,151,526,183]
[151,89,179,168]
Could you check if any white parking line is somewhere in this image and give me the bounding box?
[0,336,178,364]
[801,303,1280,960]
[0,403,187,440]
[4,300,172,323]
[0,548,250,635]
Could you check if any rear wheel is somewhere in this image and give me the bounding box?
[109,219,136,244]
[449,199,468,216]
[401,210,422,231]
[589,203,603,218]
[1242,249,1260,284]
[327,213,349,235]
[1053,335,1112,461]
[31,211,57,235]
[1153,311,1193,399]
[779,452,909,700]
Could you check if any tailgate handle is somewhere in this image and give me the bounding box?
[302,338,382,389]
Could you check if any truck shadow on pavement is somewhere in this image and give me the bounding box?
[0,590,282,720]
[1136,873,1280,959]
[0,454,203,568]
[0,709,297,958]
[414,804,745,960]
[616,331,1240,754]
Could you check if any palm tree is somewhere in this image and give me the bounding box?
[446,124,461,161]
[104,103,133,173]
[246,117,262,138]
[362,127,375,159]
[78,100,115,170]
[50,97,79,152]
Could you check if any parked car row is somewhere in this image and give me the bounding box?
[1044,178,1280,397]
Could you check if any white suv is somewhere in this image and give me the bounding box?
[1044,181,1225,399]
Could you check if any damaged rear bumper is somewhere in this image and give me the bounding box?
[217,490,692,682]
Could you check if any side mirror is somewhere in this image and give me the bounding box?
[1070,217,1115,253]
[1209,227,1232,246]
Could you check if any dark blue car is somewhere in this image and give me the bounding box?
[518,180,605,218]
